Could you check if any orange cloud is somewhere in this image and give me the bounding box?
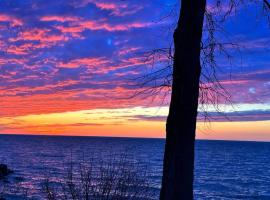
[0,86,157,118]
[1,107,270,141]
[0,107,166,137]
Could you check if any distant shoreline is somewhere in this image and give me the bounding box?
[0,133,270,143]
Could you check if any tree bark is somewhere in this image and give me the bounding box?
[160,0,206,200]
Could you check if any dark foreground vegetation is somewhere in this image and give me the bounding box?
[42,156,154,200]
[0,156,155,200]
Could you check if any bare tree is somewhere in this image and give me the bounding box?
[158,1,270,199]
[131,1,270,199]
[159,1,207,199]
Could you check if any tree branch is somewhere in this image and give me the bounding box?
[264,0,270,10]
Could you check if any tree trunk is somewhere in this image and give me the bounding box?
[160,0,206,200]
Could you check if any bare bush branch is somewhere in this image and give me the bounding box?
[42,154,154,200]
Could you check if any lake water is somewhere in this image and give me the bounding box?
[0,135,270,199]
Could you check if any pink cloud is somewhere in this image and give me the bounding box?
[40,15,80,23]
[11,28,68,42]
[81,20,152,31]
[95,2,121,10]
[59,57,109,70]
[0,86,154,117]
[118,47,141,56]
[7,28,77,52]
[6,43,39,55]
[92,2,132,16]
[71,0,142,16]
[0,58,28,65]
[0,14,23,27]
[52,17,153,34]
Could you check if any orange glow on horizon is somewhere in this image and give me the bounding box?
[0,107,269,141]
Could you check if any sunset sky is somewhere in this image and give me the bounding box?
[0,0,269,141]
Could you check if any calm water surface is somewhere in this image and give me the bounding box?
[0,135,270,200]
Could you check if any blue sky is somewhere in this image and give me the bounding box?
[0,0,269,139]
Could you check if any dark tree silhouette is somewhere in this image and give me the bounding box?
[126,0,269,198]
[160,0,206,199]
[158,0,270,200]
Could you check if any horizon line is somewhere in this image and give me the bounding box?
[1,133,270,143]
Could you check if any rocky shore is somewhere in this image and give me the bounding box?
[0,164,13,180]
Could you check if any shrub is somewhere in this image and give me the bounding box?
[42,155,155,200]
